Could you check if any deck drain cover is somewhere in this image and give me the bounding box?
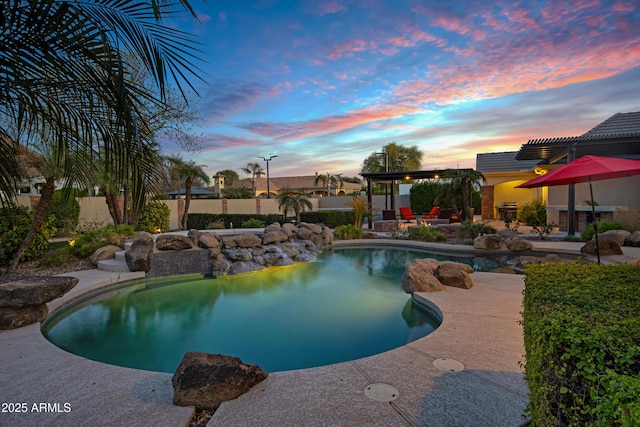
[364,383,400,402]
[433,358,465,372]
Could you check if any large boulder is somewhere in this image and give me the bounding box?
[435,261,474,289]
[262,230,289,245]
[172,351,268,410]
[264,222,282,233]
[473,234,505,250]
[156,234,194,251]
[0,304,48,330]
[401,259,445,293]
[299,222,323,234]
[0,276,78,307]
[282,223,298,234]
[222,234,262,248]
[624,231,640,247]
[598,230,630,246]
[211,258,231,276]
[89,245,122,266]
[505,237,533,252]
[198,233,220,249]
[187,229,203,245]
[229,261,264,274]
[125,236,154,272]
[296,227,314,241]
[581,239,623,256]
[322,227,334,245]
[223,248,253,262]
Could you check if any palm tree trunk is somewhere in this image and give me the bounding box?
[181,176,192,229]
[7,179,56,273]
[102,186,123,225]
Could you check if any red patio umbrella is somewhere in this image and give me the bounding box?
[516,155,640,263]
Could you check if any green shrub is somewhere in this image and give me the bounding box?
[518,199,547,226]
[457,220,495,239]
[407,226,447,242]
[334,224,362,239]
[188,213,282,230]
[580,220,625,241]
[300,210,354,228]
[522,264,640,426]
[0,205,56,265]
[70,224,134,258]
[137,201,170,233]
[241,218,265,228]
[48,190,80,236]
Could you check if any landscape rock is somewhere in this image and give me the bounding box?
[0,304,48,330]
[156,234,194,251]
[198,233,220,249]
[299,222,323,234]
[229,261,264,274]
[362,231,379,239]
[89,245,122,266]
[624,231,640,247]
[628,259,640,266]
[505,237,533,252]
[598,230,630,246]
[473,234,505,250]
[435,261,474,289]
[264,222,282,233]
[322,227,334,245]
[222,234,262,248]
[542,254,563,264]
[125,236,154,272]
[211,258,231,275]
[0,276,79,307]
[262,230,289,245]
[172,351,268,410]
[580,239,623,256]
[402,259,445,293]
[296,227,314,240]
[223,248,253,262]
[282,223,298,234]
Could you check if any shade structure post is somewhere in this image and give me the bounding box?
[589,176,600,264]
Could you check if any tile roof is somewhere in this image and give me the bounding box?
[476,152,539,173]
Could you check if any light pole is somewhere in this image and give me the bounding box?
[375,151,389,209]
[258,154,278,198]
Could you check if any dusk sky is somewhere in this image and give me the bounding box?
[165,0,640,180]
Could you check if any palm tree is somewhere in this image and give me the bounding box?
[443,169,485,221]
[314,173,344,196]
[277,191,313,224]
[0,0,202,272]
[168,157,210,230]
[242,162,264,197]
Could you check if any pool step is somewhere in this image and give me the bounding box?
[98,250,130,272]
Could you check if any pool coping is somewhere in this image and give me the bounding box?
[1,240,638,426]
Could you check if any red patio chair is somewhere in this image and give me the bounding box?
[421,206,439,219]
[399,206,416,221]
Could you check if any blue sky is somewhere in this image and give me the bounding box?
[164,0,640,180]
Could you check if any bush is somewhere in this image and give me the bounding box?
[407,226,447,242]
[518,199,547,227]
[522,264,640,426]
[300,210,354,228]
[187,213,282,230]
[334,224,362,239]
[137,201,171,233]
[241,218,265,228]
[69,224,134,258]
[457,220,495,239]
[48,190,80,236]
[0,205,56,265]
[581,220,625,241]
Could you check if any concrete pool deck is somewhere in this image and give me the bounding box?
[1,240,639,426]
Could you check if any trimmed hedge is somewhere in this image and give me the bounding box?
[522,263,640,426]
[300,210,354,228]
[187,213,283,230]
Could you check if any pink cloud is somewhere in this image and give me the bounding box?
[316,1,348,16]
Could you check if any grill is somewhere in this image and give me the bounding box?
[498,202,518,221]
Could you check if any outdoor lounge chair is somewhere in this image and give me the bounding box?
[421,206,439,219]
[436,208,454,222]
[382,210,397,220]
[399,206,416,221]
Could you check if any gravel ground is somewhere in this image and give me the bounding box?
[0,258,94,284]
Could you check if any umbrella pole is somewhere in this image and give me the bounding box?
[589,176,600,264]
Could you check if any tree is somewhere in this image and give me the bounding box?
[442,169,485,221]
[167,157,210,230]
[314,173,343,196]
[215,169,239,187]
[361,142,423,174]
[277,192,313,224]
[242,162,263,196]
[0,0,202,272]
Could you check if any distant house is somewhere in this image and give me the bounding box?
[477,112,640,231]
[224,174,362,198]
[166,187,218,199]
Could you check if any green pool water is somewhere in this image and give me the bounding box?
[42,248,442,373]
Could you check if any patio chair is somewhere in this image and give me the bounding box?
[399,206,416,221]
[436,208,454,222]
[450,210,463,223]
[382,210,397,220]
[421,206,439,220]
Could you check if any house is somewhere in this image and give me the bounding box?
[477,112,640,231]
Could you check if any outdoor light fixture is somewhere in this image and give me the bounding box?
[258,154,278,198]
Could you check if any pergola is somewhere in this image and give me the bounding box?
[361,169,470,229]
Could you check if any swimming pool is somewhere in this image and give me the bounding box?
[42,248,447,373]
